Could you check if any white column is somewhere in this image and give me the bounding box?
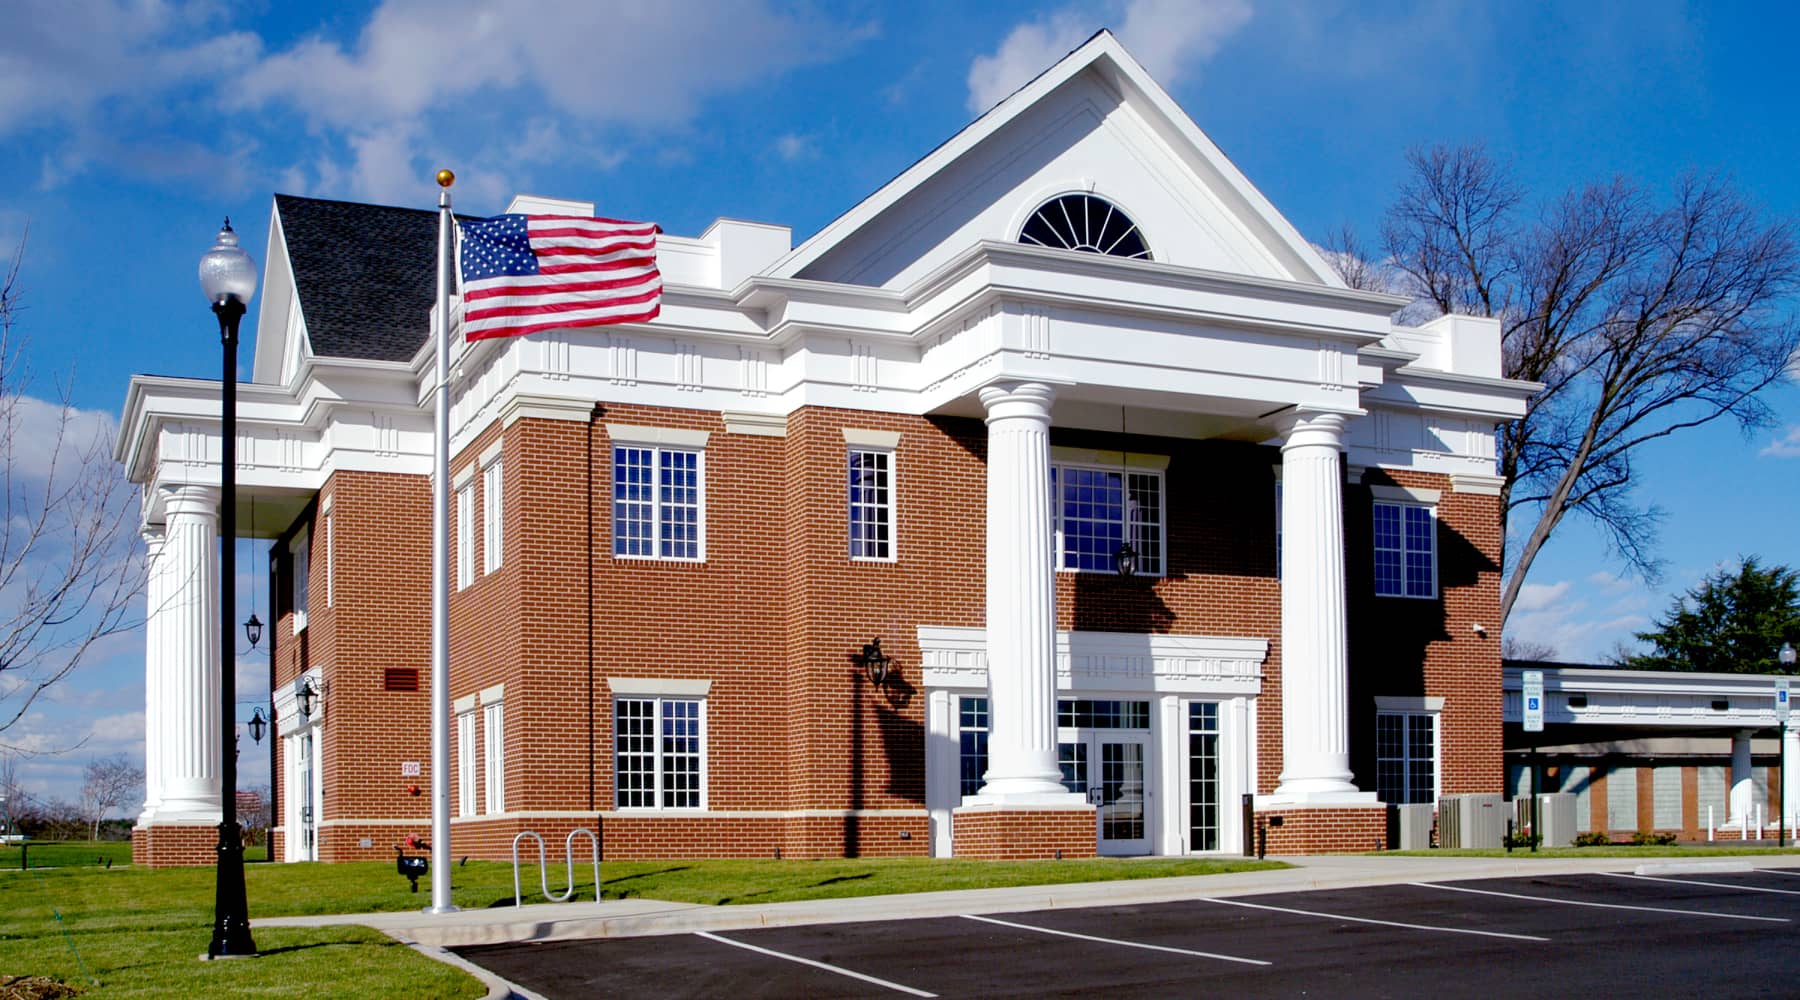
[135,524,167,826]
[1784,726,1799,831]
[152,484,223,820]
[1730,729,1754,831]
[974,381,1076,802]
[1272,411,1371,802]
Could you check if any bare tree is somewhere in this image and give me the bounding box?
[80,753,141,842]
[0,231,142,741]
[1375,145,1800,624]
[1500,635,1559,662]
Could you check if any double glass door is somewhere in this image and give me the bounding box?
[1057,699,1151,855]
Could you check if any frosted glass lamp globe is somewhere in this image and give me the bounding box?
[198,219,258,306]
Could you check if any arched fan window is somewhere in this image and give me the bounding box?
[1018,194,1151,260]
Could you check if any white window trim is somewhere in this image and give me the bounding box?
[613,695,708,811]
[1049,458,1167,577]
[291,528,310,634]
[612,444,707,562]
[1372,499,1438,599]
[848,446,897,563]
[482,457,504,575]
[457,710,477,817]
[455,481,474,590]
[1375,704,1441,806]
[482,701,505,815]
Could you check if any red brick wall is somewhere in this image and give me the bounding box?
[1254,805,1388,854]
[132,824,219,868]
[952,808,1098,860]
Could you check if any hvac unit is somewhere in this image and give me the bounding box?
[1438,793,1504,849]
[1510,792,1577,848]
[1387,803,1435,850]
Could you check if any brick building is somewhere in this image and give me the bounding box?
[120,33,1533,866]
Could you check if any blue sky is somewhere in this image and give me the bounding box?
[2,0,1797,802]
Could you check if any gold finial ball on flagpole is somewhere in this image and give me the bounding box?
[436,169,455,188]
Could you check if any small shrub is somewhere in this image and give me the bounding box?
[1503,831,1542,849]
[1572,831,1613,847]
[1630,830,1678,846]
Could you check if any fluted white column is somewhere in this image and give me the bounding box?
[1730,730,1754,831]
[974,381,1075,802]
[135,524,167,826]
[1273,411,1369,801]
[152,484,222,820]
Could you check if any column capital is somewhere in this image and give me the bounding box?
[141,522,167,553]
[1275,408,1353,449]
[978,380,1061,423]
[162,483,222,520]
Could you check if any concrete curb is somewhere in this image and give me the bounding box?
[380,928,544,1000]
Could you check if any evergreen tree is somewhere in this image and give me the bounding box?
[1625,558,1800,672]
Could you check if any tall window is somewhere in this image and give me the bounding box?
[291,529,310,633]
[613,446,703,560]
[1373,501,1435,598]
[455,482,474,589]
[457,711,477,816]
[1051,464,1163,575]
[1376,711,1436,804]
[482,458,504,574]
[483,701,506,814]
[1189,702,1221,851]
[615,697,704,808]
[849,449,894,560]
[958,696,989,797]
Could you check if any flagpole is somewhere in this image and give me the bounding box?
[429,169,457,914]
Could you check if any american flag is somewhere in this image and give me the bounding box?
[456,213,661,341]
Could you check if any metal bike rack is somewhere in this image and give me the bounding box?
[511,828,601,907]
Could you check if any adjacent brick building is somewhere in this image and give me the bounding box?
[121,33,1533,866]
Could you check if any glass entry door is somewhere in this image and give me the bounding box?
[1057,699,1152,856]
[293,730,317,862]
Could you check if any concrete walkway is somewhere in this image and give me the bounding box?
[256,853,1800,950]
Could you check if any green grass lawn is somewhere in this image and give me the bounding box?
[0,842,270,871]
[0,855,1283,996]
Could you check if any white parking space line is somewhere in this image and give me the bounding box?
[960,914,1271,966]
[1201,895,1549,942]
[695,931,938,998]
[1605,872,1800,896]
[1411,881,1790,923]
[1760,869,1800,879]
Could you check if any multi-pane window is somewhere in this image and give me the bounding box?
[456,711,477,816]
[958,696,989,797]
[848,449,894,560]
[1373,501,1435,598]
[455,482,474,589]
[483,702,505,814]
[1057,699,1151,729]
[615,697,704,809]
[291,529,310,633]
[613,446,703,560]
[482,459,504,574]
[1376,711,1437,804]
[1189,702,1220,851]
[1051,465,1163,575]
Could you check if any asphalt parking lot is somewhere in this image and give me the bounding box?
[456,869,1800,998]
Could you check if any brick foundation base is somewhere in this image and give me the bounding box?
[1253,805,1389,854]
[132,823,222,868]
[951,806,1097,859]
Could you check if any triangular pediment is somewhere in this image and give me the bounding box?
[775,31,1342,292]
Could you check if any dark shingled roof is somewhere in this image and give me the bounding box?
[275,193,460,362]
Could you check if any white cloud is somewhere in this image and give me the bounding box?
[1506,575,1658,663]
[774,133,817,162]
[966,0,1252,114]
[0,394,117,484]
[1510,580,1571,614]
[1759,425,1800,458]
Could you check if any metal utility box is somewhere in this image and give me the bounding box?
[1387,802,1435,850]
[1511,792,1576,847]
[1438,793,1504,848]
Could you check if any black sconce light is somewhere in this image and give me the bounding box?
[298,677,320,717]
[1113,542,1138,578]
[860,638,894,687]
[244,613,264,651]
[247,706,269,746]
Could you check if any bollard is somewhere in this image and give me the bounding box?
[1256,821,1267,860]
[1708,805,1714,842]
[1506,819,1514,854]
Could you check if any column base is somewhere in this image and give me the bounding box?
[952,802,1097,859]
[133,821,226,868]
[1260,789,1380,807]
[1252,803,1389,855]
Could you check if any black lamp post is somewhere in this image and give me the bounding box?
[200,218,257,959]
